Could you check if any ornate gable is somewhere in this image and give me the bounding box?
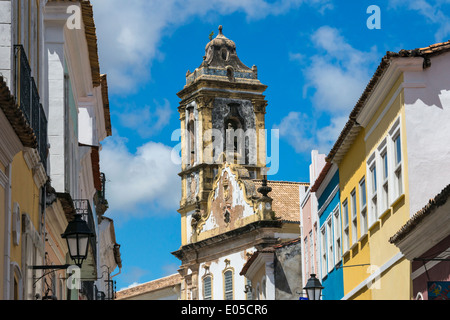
[190,163,274,242]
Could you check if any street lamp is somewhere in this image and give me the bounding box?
[32,214,93,271]
[61,214,94,268]
[303,274,324,300]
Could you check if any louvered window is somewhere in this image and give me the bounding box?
[224,270,233,300]
[203,276,212,300]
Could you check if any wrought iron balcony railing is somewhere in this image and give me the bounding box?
[73,199,97,265]
[14,45,48,171]
[94,173,109,216]
[100,172,106,200]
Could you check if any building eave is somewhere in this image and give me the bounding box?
[171,220,283,262]
[47,0,101,88]
[390,184,450,245]
[326,40,450,165]
[0,76,36,149]
[100,74,112,137]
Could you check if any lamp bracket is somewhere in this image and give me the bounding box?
[31,265,71,270]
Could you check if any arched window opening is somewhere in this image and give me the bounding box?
[203,275,212,300]
[224,270,234,300]
[188,119,195,166]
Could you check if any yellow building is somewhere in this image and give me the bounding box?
[0,0,49,300]
[1,0,117,300]
[0,75,45,300]
[329,41,450,300]
[334,74,411,300]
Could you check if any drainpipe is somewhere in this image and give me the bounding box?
[111,267,121,279]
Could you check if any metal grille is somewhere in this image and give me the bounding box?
[14,45,48,172]
[38,103,48,170]
[15,45,32,124]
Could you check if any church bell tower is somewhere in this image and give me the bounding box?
[176,26,269,246]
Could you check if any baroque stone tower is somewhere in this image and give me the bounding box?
[176,26,269,245]
[173,26,304,301]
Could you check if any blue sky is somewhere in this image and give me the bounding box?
[90,0,450,290]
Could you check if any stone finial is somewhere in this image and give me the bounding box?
[218,25,223,35]
[258,175,272,198]
[252,65,258,79]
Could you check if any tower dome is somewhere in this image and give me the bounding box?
[185,26,259,86]
[203,25,251,71]
[206,25,236,52]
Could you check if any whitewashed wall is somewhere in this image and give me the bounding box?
[198,249,255,300]
[403,52,450,215]
[0,0,12,88]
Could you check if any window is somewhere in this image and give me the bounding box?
[304,236,309,276]
[394,133,402,165]
[393,132,403,198]
[203,275,212,300]
[333,208,341,264]
[359,178,368,236]
[224,270,233,300]
[188,118,195,166]
[371,165,377,194]
[381,149,389,212]
[369,160,378,224]
[245,278,252,300]
[309,231,314,274]
[342,200,350,252]
[326,218,333,272]
[365,118,403,228]
[321,227,326,277]
[255,284,260,300]
[261,277,267,300]
[314,224,319,276]
[351,189,357,245]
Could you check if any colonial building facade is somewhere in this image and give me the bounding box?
[302,41,450,300]
[0,0,121,300]
[117,29,450,302]
[171,26,306,301]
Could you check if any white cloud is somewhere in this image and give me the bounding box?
[275,112,316,154]
[100,134,181,220]
[279,26,377,155]
[316,115,347,152]
[161,263,180,277]
[116,99,172,139]
[91,0,334,93]
[303,26,378,113]
[119,282,141,291]
[117,266,150,291]
[274,112,346,155]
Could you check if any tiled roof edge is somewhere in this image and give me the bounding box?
[326,40,450,164]
[389,183,450,244]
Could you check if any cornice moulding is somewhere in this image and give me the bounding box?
[244,252,274,280]
[357,57,424,128]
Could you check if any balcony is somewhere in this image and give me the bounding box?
[95,172,109,216]
[14,45,48,171]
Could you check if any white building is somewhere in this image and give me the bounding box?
[0,0,120,300]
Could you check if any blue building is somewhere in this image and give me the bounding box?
[311,162,344,300]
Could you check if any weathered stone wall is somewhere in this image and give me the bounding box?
[212,98,256,165]
[274,241,303,300]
